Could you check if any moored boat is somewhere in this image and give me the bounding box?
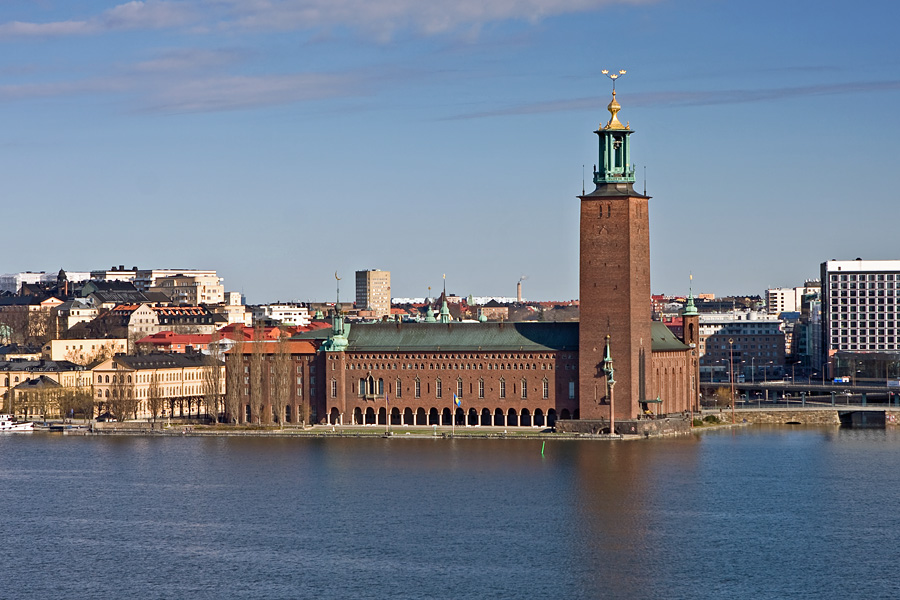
[0,414,34,432]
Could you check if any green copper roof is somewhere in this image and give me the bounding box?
[683,292,698,317]
[650,321,690,351]
[346,322,578,352]
[304,321,687,354]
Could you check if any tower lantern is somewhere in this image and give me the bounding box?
[593,69,635,186]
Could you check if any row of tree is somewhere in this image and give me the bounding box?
[223,327,306,427]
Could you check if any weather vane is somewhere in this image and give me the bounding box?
[601,69,627,92]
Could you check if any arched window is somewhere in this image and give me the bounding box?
[436,378,442,399]
[478,378,484,399]
[499,378,506,399]
[521,379,528,398]
[105,375,109,383]
[456,378,463,398]
[542,378,549,399]
[396,378,402,398]
[414,377,421,398]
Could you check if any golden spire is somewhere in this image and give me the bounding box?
[600,69,628,130]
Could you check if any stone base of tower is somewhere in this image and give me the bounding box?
[555,417,691,437]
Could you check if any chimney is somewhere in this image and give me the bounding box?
[517,281,522,303]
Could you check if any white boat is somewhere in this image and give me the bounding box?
[0,414,34,432]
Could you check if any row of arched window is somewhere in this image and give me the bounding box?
[351,376,551,400]
[348,363,553,372]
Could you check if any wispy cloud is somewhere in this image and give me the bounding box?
[0,0,658,39]
[0,1,196,38]
[130,47,248,73]
[0,65,363,114]
[448,80,900,119]
[144,72,361,112]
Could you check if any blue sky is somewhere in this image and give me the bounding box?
[1,0,898,304]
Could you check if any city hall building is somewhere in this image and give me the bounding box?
[290,87,699,431]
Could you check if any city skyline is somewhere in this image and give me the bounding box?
[1,0,897,303]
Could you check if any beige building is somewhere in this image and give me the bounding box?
[133,268,218,292]
[105,303,220,341]
[44,338,127,364]
[209,291,251,326]
[355,269,391,319]
[93,353,224,420]
[150,273,225,305]
[53,300,100,332]
[0,360,92,419]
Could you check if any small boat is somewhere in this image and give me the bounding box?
[0,414,34,432]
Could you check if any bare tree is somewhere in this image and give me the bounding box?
[224,332,245,424]
[271,327,291,429]
[108,372,137,421]
[249,325,266,424]
[25,309,54,347]
[147,371,164,422]
[202,331,223,424]
[0,308,29,345]
[2,389,13,415]
[58,385,93,422]
[64,341,120,368]
[31,385,60,422]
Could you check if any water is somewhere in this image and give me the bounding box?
[2,427,899,599]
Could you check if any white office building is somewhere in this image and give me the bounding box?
[820,259,900,356]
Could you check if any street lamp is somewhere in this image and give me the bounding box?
[729,338,735,424]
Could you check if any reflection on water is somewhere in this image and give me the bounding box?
[1,427,898,599]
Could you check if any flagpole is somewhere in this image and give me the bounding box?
[385,393,390,435]
[451,394,455,437]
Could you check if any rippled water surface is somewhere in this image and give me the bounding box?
[2,427,899,599]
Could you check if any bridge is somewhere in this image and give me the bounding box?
[700,380,900,408]
[699,404,900,427]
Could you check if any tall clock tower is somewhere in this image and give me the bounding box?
[578,84,652,423]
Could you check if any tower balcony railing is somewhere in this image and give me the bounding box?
[593,170,636,184]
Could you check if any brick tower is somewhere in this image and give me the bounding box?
[578,81,651,422]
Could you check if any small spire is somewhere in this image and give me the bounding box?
[683,274,699,317]
[600,69,628,130]
[602,334,616,384]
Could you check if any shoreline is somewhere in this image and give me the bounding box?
[34,420,749,440]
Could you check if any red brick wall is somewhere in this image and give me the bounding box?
[579,192,652,421]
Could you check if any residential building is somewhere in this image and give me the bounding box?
[149,273,225,305]
[136,331,214,354]
[209,291,250,326]
[52,299,100,331]
[355,270,391,319]
[250,304,311,326]
[93,353,224,420]
[766,281,821,315]
[102,303,221,342]
[90,265,139,283]
[44,338,127,364]
[0,272,53,294]
[0,360,91,419]
[697,310,785,382]
[133,268,219,292]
